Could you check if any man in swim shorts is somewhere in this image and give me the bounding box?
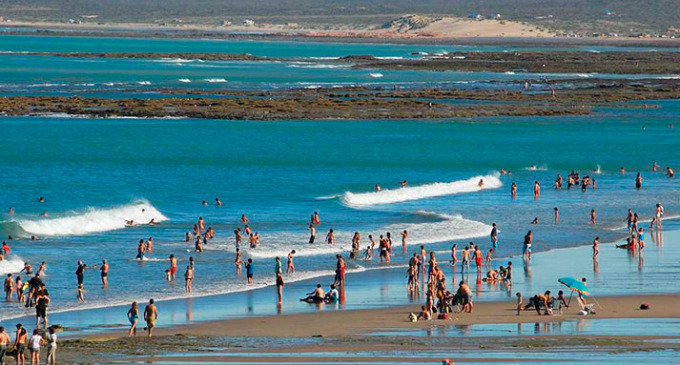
[144,299,158,337]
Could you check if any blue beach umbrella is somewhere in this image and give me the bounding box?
[558,277,590,296]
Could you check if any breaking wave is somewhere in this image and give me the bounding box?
[10,200,167,237]
[0,255,24,276]
[340,174,502,207]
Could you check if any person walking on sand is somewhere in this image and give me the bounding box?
[127,302,139,337]
[100,259,109,289]
[287,250,296,274]
[45,327,57,365]
[28,329,42,365]
[593,237,600,259]
[144,299,158,337]
[0,326,11,365]
[14,323,27,365]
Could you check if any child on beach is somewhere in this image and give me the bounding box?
[516,292,522,315]
[77,283,85,303]
[485,249,493,264]
[364,246,372,260]
[245,259,254,284]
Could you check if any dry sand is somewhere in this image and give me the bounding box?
[2,17,555,39]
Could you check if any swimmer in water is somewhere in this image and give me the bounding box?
[554,207,559,223]
[666,167,675,178]
[215,197,222,206]
[240,214,249,226]
[38,197,45,203]
[652,162,659,172]
[400,180,408,187]
[125,220,134,227]
[478,179,484,188]
[326,229,335,245]
[635,172,643,189]
[374,184,381,192]
[8,207,14,215]
[510,182,517,199]
[531,217,539,225]
[185,231,191,242]
[201,200,208,206]
[40,212,48,217]
[620,166,625,174]
[590,209,596,225]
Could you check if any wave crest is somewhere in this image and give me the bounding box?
[14,200,167,237]
[340,174,502,207]
[0,255,24,276]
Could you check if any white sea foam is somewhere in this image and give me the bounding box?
[523,164,548,171]
[137,81,152,85]
[16,200,167,236]
[369,73,384,78]
[0,255,24,276]
[384,212,491,245]
[203,78,227,83]
[178,78,192,83]
[287,63,351,69]
[340,174,502,207]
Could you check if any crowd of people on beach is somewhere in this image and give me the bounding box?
[0,160,673,361]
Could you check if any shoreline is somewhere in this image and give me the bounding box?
[2,22,680,47]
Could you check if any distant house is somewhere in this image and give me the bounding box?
[468,13,483,20]
[243,19,255,26]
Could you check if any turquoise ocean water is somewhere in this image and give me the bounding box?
[0,35,678,322]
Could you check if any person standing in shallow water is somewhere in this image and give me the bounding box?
[635,172,643,189]
[533,181,540,199]
[100,259,109,289]
[510,182,517,199]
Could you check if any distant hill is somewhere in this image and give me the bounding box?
[1,0,678,35]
